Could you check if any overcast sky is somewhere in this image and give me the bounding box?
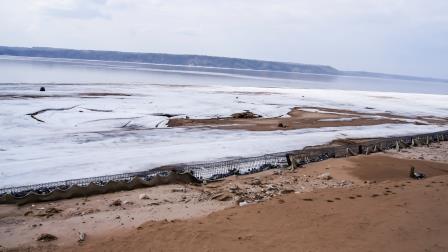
[0,0,447,78]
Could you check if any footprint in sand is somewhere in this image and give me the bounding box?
[348,196,356,199]
[334,197,341,200]
[327,200,334,203]
[371,194,380,198]
[302,198,313,201]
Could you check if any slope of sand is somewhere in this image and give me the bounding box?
[1,142,448,251]
[78,176,448,252]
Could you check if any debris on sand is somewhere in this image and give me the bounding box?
[26,207,63,218]
[239,201,249,207]
[280,189,295,194]
[70,208,100,217]
[37,233,57,242]
[231,110,261,119]
[110,199,122,206]
[123,200,134,205]
[272,170,282,175]
[39,87,45,92]
[139,194,150,200]
[228,184,240,193]
[211,193,233,201]
[409,166,425,180]
[249,179,262,186]
[78,232,86,243]
[36,207,62,218]
[318,173,333,180]
[171,188,187,193]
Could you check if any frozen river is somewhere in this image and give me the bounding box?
[1,56,447,188]
[1,56,448,94]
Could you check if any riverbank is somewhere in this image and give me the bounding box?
[1,142,448,251]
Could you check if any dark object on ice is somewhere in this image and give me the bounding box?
[409,166,425,180]
[152,113,181,118]
[278,122,287,128]
[231,110,261,119]
[40,87,45,92]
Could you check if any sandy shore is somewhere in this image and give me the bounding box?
[1,142,448,251]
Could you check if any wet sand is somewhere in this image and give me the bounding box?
[1,142,448,251]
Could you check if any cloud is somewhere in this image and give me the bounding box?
[0,0,447,78]
[34,0,109,19]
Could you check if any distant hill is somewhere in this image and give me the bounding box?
[0,46,446,83]
[0,46,339,75]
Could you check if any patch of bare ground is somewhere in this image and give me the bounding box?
[2,142,448,251]
[168,106,447,131]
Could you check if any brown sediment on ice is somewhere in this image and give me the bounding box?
[3,142,448,251]
[304,106,448,125]
[167,106,447,131]
[78,92,131,97]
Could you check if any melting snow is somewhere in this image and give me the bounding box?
[1,83,447,187]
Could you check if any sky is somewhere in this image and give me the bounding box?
[0,0,447,78]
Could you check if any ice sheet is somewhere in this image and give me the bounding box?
[1,83,447,187]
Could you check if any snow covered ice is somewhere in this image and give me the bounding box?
[1,81,448,188]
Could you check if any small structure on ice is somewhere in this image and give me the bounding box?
[231,110,261,119]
